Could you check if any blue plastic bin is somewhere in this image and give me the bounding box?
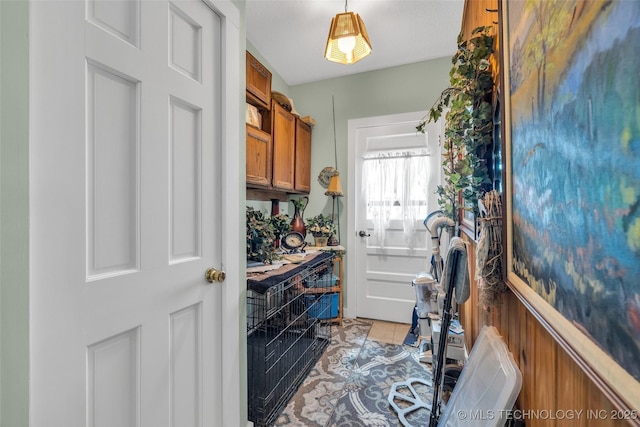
[306,272,338,288]
[305,293,339,319]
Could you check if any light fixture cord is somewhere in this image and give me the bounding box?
[344,0,348,12]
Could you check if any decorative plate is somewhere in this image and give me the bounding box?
[317,166,337,188]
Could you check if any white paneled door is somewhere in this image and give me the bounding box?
[347,112,443,324]
[29,1,235,426]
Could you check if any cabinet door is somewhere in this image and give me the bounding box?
[246,125,272,187]
[294,119,312,193]
[246,51,271,109]
[271,102,295,191]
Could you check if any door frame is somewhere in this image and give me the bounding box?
[205,1,243,425]
[346,111,433,320]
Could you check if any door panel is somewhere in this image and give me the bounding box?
[347,112,442,324]
[170,304,202,427]
[30,1,224,426]
[169,97,202,262]
[169,3,202,81]
[87,0,140,46]
[86,62,140,278]
[87,328,140,427]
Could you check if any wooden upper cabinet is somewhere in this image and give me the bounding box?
[294,119,312,193]
[244,51,312,196]
[246,125,272,188]
[246,51,272,109]
[271,101,295,191]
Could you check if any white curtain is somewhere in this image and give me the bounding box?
[362,150,430,248]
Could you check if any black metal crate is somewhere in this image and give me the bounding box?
[247,253,333,427]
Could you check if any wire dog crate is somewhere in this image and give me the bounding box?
[247,252,334,427]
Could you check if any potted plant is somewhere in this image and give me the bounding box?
[246,207,278,264]
[305,214,336,247]
[269,213,291,247]
[417,26,495,224]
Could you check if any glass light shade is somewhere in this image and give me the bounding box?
[337,36,356,54]
[324,12,372,64]
[325,174,344,197]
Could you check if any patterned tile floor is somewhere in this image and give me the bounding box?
[274,318,428,427]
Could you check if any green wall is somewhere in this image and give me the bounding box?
[0,1,30,426]
[288,59,451,310]
[290,58,451,238]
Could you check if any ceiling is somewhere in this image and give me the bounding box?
[246,0,465,86]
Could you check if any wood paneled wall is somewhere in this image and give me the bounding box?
[461,0,500,85]
[460,235,629,426]
[458,1,637,425]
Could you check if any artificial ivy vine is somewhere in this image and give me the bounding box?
[418,26,496,223]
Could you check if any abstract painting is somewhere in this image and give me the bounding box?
[503,0,640,399]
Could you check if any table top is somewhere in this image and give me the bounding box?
[247,251,333,294]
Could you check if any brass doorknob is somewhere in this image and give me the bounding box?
[205,268,226,283]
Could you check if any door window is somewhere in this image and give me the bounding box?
[362,149,430,248]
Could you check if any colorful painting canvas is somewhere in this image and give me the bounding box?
[505,0,640,381]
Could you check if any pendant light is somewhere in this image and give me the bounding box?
[324,0,372,64]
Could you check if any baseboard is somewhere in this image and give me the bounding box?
[342,306,353,319]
